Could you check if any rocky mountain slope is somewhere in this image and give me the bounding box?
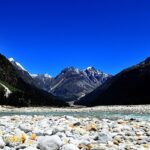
[9,58,111,101]
[0,54,68,107]
[31,74,53,91]
[49,67,111,100]
[75,57,150,106]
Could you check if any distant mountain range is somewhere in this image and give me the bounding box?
[75,57,150,106]
[9,58,111,101]
[0,54,68,107]
[1,53,150,107]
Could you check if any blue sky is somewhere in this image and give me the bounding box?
[0,0,150,76]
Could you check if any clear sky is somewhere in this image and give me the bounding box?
[0,0,150,76]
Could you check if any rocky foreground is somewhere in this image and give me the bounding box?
[0,116,149,150]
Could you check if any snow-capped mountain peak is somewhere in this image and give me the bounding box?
[44,74,52,78]
[15,62,27,71]
[86,66,95,70]
[61,67,80,74]
[9,58,15,62]
[9,58,27,71]
[8,56,112,100]
[30,73,52,79]
[30,74,38,78]
[9,58,52,79]
[84,66,101,75]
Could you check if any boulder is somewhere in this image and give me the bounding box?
[37,135,62,150]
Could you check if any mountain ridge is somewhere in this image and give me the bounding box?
[75,56,150,106]
[0,54,68,107]
[9,57,111,100]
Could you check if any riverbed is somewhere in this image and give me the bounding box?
[0,105,149,149]
[0,105,150,121]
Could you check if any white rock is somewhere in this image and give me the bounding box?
[24,147,38,150]
[33,129,44,136]
[39,120,49,128]
[52,127,65,134]
[0,136,5,148]
[98,132,113,144]
[62,144,79,150]
[43,129,53,136]
[37,135,62,150]
[19,124,32,133]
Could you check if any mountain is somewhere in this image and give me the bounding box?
[9,58,111,101]
[0,54,68,107]
[9,58,35,86]
[49,67,111,100]
[31,74,52,91]
[75,57,150,106]
[9,58,53,91]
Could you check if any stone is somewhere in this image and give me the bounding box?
[33,129,44,136]
[98,132,112,144]
[86,124,97,131]
[73,122,81,126]
[37,135,62,150]
[0,114,149,150]
[62,144,79,150]
[0,136,5,148]
[52,127,65,134]
[19,124,32,133]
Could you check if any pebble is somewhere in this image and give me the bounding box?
[0,136,5,148]
[0,115,149,149]
[61,144,79,150]
[98,132,113,144]
[37,135,62,150]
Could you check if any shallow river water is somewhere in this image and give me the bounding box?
[0,111,149,121]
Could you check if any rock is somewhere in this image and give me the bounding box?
[56,132,66,139]
[19,124,32,133]
[52,127,65,134]
[33,129,44,136]
[16,145,27,150]
[0,136,5,148]
[65,116,76,121]
[0,115,150,150]
[137,140,147,145]
[25,148,38,150]
[30,134,37,141]
[113,140,119,145]
[39,120,50,128]
[62,144,79,150]
[98,132,112,144]
[73,122,81,127]
[37,135,62,150]
[86,124,97,131]
[43,129,53,136]
[23,147,38,150]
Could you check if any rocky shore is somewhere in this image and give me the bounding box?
[0,105,150,114]
[0,115,149,150]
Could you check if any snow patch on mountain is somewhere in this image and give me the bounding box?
[0,83,12,98]
[30,74,38,78]
[31,73,52,79]
[15,62,27,71]
[44,74,52,78]
[9,58,27,71]
[9,58,15,62]
[8,57,112,100]
[50,78,64,91]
